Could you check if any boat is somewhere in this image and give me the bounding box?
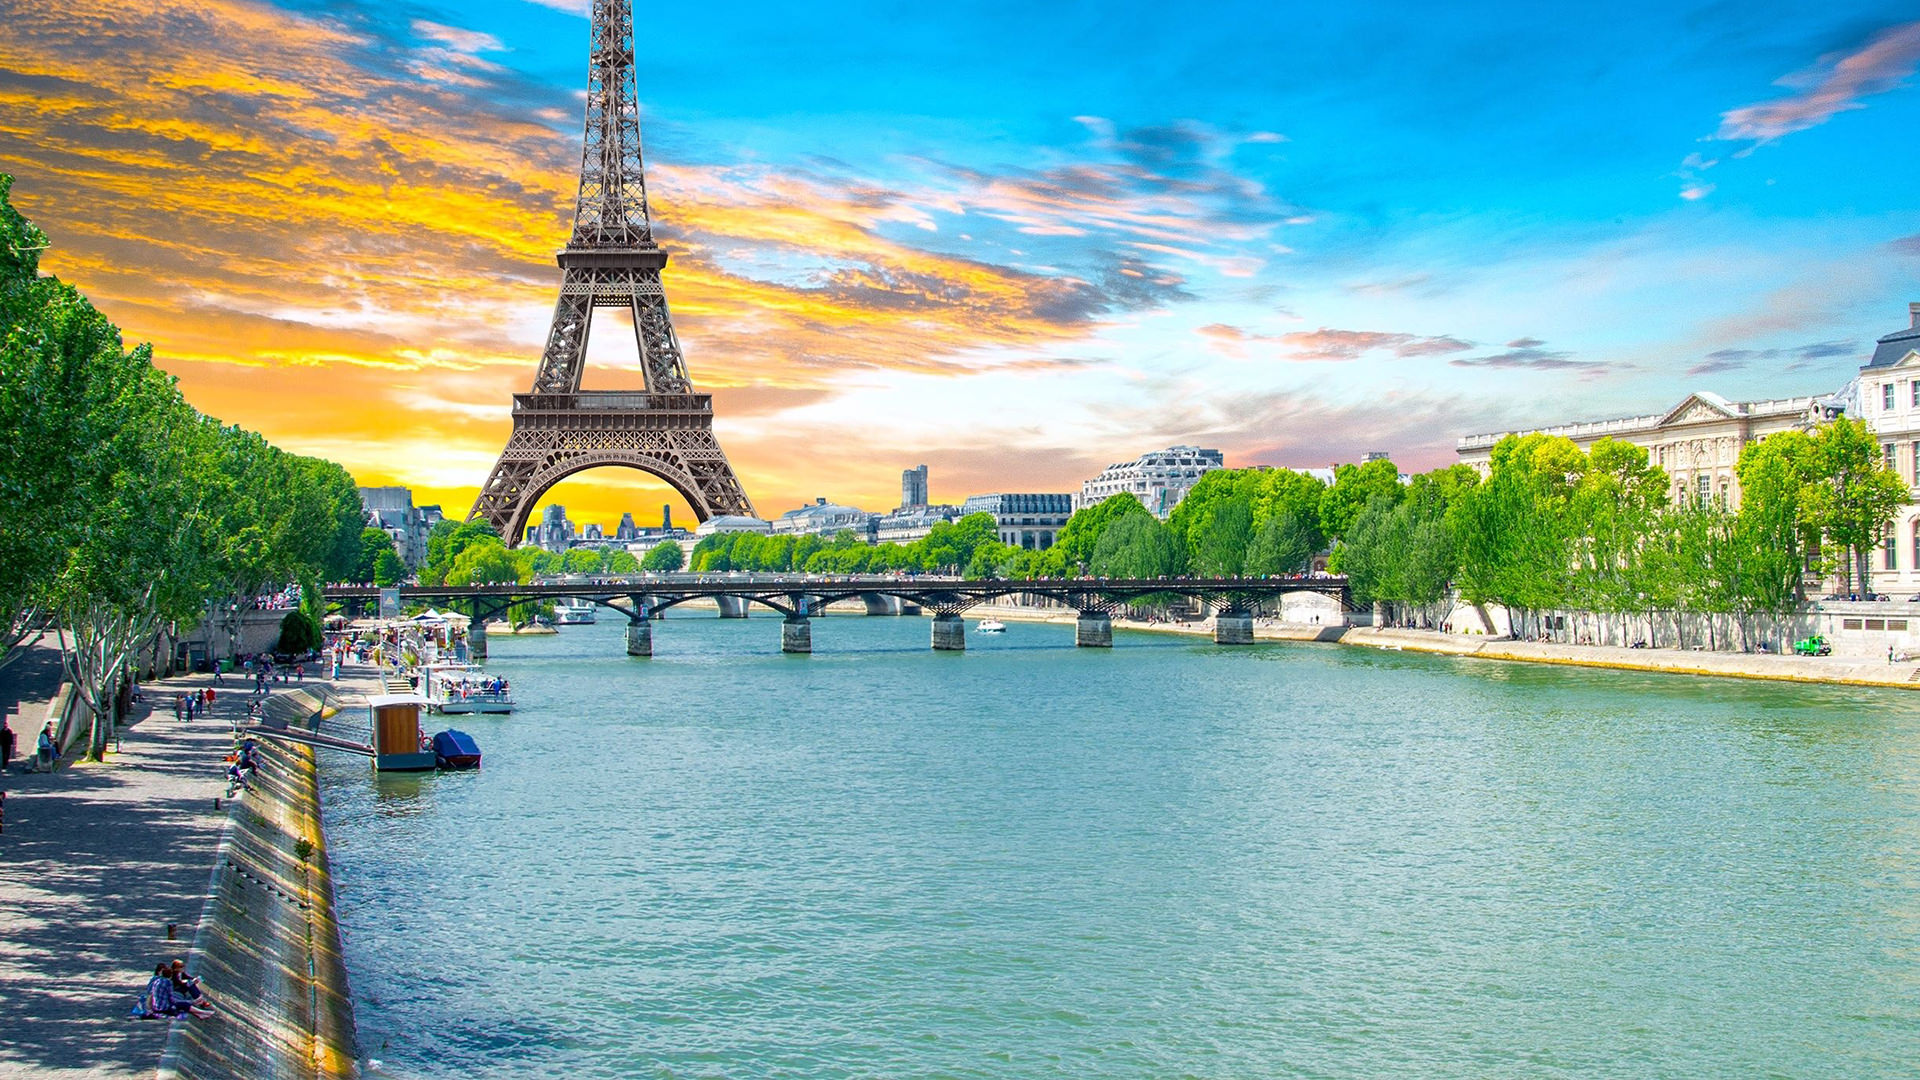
[977,619,1006,633]
[431,729,482,770]
[555,598,597,625]
[421,662,514,715]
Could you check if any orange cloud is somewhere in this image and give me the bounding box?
[1715,20,1920,145]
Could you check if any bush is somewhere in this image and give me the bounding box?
[275,610,321,654]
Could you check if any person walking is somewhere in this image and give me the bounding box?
[0,721,14,771]
[35,722,58,772]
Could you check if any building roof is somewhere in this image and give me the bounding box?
[1866,321,1920,369]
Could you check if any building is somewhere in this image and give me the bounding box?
[961,493,1073,550]
[358,486,429,568]
[772,498,873,538]
[1858,302,1920,593]
[694,515,774,537]
[900,465,929,511]
[1076,446,1225,517]
[581,522,604,542]
[874,505,961,545]
[615,513,639,541]
[529,504,576,553]
[1456,391,1845,508]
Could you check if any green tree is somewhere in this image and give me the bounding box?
[275,609,322,654]
[1054,494,1150,570]
[1089,513,1184,579]
[604,550,640,574]
[1244,506,1317,575]
[355,527,393,583]
[643,540,685,572]
[1319,458,1403,542]
[1190,499,1254,576]
[372,548,406,586]
[559,547,604,574]
[1804,417,1909,595]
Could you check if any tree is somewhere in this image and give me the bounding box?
[275,609,321,654]
[355,527,393,584]
[604,550,640,574]
[559,547,604,574]
[372,548,407,586]
[1054,494,1151,570]
[1245,506,1317,575]
[642,541,685,572]
[1191,499,1254,576]
[1804,417,1908,595]
[1733,430,1820,610]
[1319,458,1402,542]
[1090,513,1184,579]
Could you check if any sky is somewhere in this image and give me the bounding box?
[2,0,1917,532]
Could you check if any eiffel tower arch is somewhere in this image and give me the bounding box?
[470,0,754,545]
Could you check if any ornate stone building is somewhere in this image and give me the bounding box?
[1858,303,1920,594]
[1456,391,1844,508]
[1076,446,1224,518]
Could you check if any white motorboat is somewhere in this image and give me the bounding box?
[422,662,515,715]
[976,619,1007,634]
[555,598,597,625]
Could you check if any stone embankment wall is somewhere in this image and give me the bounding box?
[157,694,357,1080]
[1343,626,1920,690]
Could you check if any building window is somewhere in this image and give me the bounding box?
[1912,380,1919,408]
[1885,383,1896,410]
[1886,443,1897,471]
[1696,475,1711,504]
[1886,526,1899,570]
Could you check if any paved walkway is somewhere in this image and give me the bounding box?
[0,671,249,1080]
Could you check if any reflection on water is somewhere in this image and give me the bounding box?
[321,615,1920,1079]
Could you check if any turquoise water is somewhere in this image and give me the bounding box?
[320,614,1920,1078]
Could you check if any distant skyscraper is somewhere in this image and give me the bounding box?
[662,503,672,531]
[901,465,929,510]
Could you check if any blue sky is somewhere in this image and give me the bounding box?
[3,0,1916,522]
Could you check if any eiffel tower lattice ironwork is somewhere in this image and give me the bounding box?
[469,0,754,543]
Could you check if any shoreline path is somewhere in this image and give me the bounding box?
[3,661,260,1079]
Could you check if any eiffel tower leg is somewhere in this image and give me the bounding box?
[470,431,543,543]
[533,289,594,394]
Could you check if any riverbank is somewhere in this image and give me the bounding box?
[157,670,376,1080]
[962,603,1920,689]
[0,664,375,1080]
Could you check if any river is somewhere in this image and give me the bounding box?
[319,612,1920,1078]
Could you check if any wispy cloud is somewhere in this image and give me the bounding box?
[1685,339,1856,377]
[1713,20,1920,147]
[1200,323,1472,362]
[1449,342,1592,372]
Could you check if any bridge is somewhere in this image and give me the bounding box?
[324,575,1350,656]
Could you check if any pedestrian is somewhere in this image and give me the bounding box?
[36,722,57,772]
[173,695,185,722]
[203,687,215,709]
[168,959,216,1011]
[0,721,14,771]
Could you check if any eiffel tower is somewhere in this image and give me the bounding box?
[469,0,754,543]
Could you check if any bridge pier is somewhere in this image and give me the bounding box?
[467,617,488,660]
[625,618,653,657]
[931,612,966,651]
[1214,610,1255,645]
[1075,611,1114,648]
[716,595,751,619]
[781,616,812,654]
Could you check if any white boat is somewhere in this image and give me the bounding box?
[977,619,1007,633]
[422,662,515,715]
[555,598,597,625]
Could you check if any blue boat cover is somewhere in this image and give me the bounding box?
[431,728,482,767]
